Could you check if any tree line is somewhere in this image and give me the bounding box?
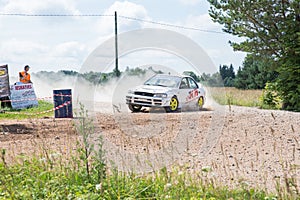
[208,0,300,111]
[184,54,278,90]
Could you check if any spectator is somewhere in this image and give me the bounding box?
[19,65,32,84]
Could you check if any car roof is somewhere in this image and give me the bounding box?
[154,74,191,79]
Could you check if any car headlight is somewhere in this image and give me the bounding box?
[154,93,167,98]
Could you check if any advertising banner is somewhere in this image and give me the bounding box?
[10,84,38,109]
[0,65,10,98]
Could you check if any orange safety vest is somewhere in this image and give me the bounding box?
[19,71,31,83]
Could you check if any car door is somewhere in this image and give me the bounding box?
[177,77,192,108]
[186,77,200,106]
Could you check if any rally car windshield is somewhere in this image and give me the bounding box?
[144,75,181,88]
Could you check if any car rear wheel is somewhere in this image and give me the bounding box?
[165,96,179,112]
[128,104,142,112]
[198,96,204,110]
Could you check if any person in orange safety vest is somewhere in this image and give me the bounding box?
[19,65,32,84]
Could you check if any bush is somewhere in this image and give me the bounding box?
[260,82,282,109]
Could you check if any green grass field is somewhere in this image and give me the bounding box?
[208,87,263,107]
[0,100,53,120]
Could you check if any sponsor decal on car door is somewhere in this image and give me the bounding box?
[186,89,199,103]
[186,77,200,104]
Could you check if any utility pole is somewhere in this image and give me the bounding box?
[114,11,120,77]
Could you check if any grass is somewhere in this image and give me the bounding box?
[0,100,53,120]
[2,134,299,199]
[0,159,278,199]
[208,87,263,107]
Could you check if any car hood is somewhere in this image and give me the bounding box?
[131,85,173,93]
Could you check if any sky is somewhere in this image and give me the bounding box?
[0,0,247,76]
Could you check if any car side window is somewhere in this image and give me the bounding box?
[188,78,198,89]
[179,78,189,89]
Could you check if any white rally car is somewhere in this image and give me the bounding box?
[126,74,206,112]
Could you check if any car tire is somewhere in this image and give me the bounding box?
[198,96,204,110]
[128,104,142,112]
[165,96,179,112]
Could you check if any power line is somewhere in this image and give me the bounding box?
[0,13,113,17]
[0,12,224,34]
[118,15,225,34]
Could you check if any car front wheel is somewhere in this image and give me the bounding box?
[165,96,179,112]
[128,104,142,112]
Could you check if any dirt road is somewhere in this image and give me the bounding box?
[1,105,299,192]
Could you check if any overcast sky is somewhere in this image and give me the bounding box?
[0,0,246,76]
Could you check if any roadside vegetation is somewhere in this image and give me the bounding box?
[0,158,280,199]
[0,100,53,120]
[208,86,283,109]
[208,87,263,108]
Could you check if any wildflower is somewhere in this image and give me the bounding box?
[95,183,102,191]
[164,183,172,191]
[178,171,184,176]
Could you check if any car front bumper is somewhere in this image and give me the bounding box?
[126,94,170,107]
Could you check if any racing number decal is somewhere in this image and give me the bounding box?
[186,89,199,102]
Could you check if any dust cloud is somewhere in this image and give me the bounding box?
[9,67,218,114]
[26,71,158,113]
